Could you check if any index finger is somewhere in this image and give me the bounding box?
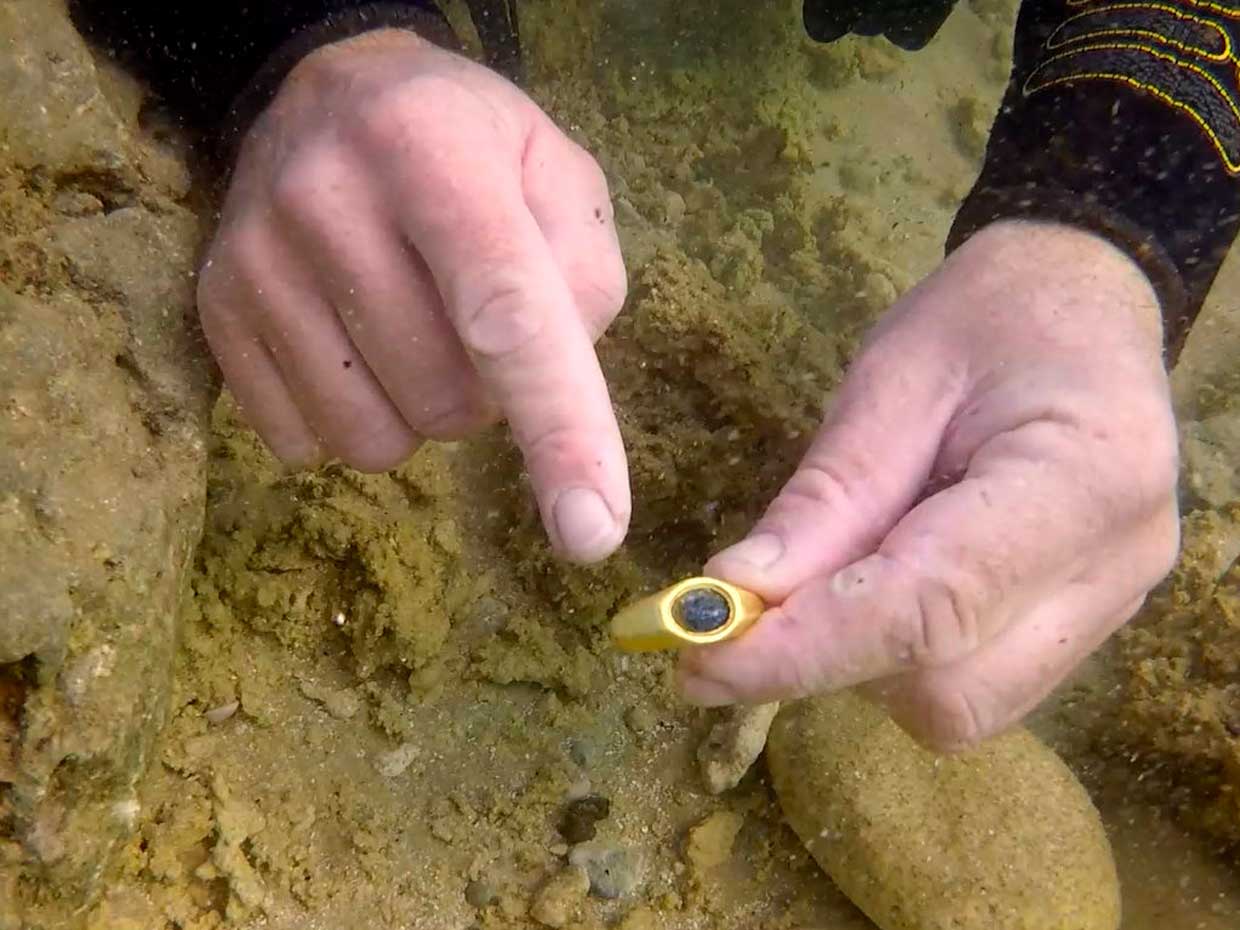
[386,109,629,563]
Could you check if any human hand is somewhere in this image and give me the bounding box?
[197,29,630,563]
[678,220,1181,749]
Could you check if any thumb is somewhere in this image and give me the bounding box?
[705,335,968,601]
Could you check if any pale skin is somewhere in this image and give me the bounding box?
[198,30,1181,750]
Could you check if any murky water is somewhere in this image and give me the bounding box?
[4,1,1240,928]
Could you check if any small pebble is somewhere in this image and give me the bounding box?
[204,700,240,724]
[613,197,644,228]
[299,680,362,720]
[51,190,103,216]
[569,840,645,899]
[697,702,780,794]
[459,595,510,642]
[862,270,899,309]
[559,795,611,844]
[568,737,599,768]
[663,190,686,225]
[530,865,590,927]
[374,742,419,778]
[624,704,657,735]
[565,774,593,801]
[464,878,497,909]
[947,96,990,161]
[430,816,455,843]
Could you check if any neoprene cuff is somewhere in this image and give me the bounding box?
[947,183,1190,362]
[219,2,461,163]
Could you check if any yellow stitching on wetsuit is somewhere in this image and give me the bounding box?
[1069,0,1240,21]
[1049,3,1230,62]
[1026,40,1240,171]
[1027,1,1240,173]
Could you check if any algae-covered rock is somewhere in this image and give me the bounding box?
[1110,503,1240,850]
[0,0,213,924]
[767,692,1120,930]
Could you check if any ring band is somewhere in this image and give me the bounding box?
[609,576,766,652]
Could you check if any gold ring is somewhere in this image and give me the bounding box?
[609,576,766,653]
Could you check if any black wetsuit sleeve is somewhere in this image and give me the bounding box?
[947,0,1240,361]
[68,2,499,156]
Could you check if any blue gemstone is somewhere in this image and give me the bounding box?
[674,588,731,632]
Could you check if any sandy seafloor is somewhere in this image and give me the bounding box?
[76,1,1240,927]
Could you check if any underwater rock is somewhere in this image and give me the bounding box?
[559,795,611,844]
[1181,414,1240,509]
[947,95,992,162]
[299,679,363,720]
[374,741,421,779]
[623,703,658,735]
[697,701,780,794]
[568,839,646,900]
[767,692,1120,930]
[204,700,240,725]
[530,865,590,927]
[684,810,744,874]
[0,1,214,924]
[465,877,499,909]
[1112,503,1240,850]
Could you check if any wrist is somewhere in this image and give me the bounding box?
[221,6,459,164]
[291,26,437,77]
[958,219,1165,354]
[948,183,1187,361]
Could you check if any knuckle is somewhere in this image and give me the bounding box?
[523,423,590,475]
[778,457,874,531]
[415,400,495,441]
[888,563,980,669]
[230,240,274,298]
[918,687,988,752]
[352,85,419,151]
[1090,405,1178,508]
[351,78,466,154]
[888,679,990,753]
[198,230,270,314]
[574,145,613,202]
[1115,432,1178,507]
[766,607,824,698]
[590,251,629,315]
[571,257,627,337]
[270,148,336,221]
[460,284,543,359]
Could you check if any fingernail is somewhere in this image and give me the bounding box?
[553,487,620,563]
[719,533,784,571]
